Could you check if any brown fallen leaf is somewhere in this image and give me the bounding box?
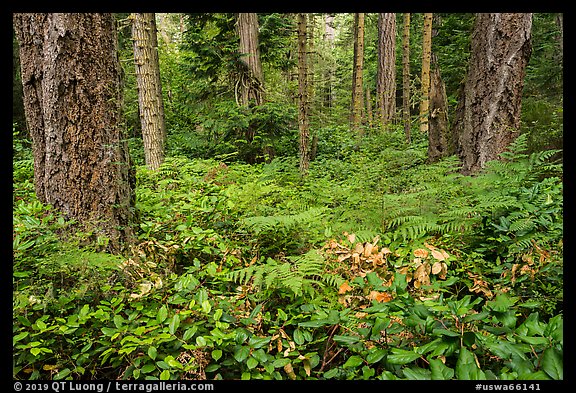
[431,261,443,275]
[363,242,374,257]
[347,233,356,244]
[284,363,297,380]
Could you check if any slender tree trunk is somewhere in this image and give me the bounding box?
[427,53,450,162]
[376,13,396,128]
[323,13,336,110]
[555,13,563,62]
[308,14,316,108]
[402,13,412,144]
[365,88,373,127]
[236,13,264,109]
[297,13,310,175]
[351,13,365,134]
[13,13,134,252]
[419,13,433,133]
[454,13,532,175]
[132,13,166,171]
[427,15,450,162]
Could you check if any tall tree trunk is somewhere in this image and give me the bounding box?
[402,13,412,144]
[297,13,310,175]
[308,14,316,108]
[132,13,167,171]
[427,15,450,163]
[236,13,264,152]
[419,13,433,133]
[351,13,365,134]
[323,13,336,109]
[236,13,264,109]
[365,88,373,127]
[13,13,134,252]
[555,13,563,62]
[427,53,450,162]
[454,13,532,175]
[376,13,396,128]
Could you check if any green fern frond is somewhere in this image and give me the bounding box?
[225,249,328,299]
[240,207,327,234]
[508,217,535,234]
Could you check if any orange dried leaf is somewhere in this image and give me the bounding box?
[368,290,393,303]
[338,281,353,294]
[414,248,429,258]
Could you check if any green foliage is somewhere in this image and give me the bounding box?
[13,123,32,160]
[239,208,327,256]
[225,249,339,301]
[13,12,562,381]
[520,97,563,153]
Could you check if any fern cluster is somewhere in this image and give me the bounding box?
[237,207,328,256]
[379,134,562,256]
[225,249,341,300]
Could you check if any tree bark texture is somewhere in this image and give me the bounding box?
[376,13,396,128]
[132,13,166,171]
[13,13,134,252]
[555,13,563,62]
[427,53,450,163]
[402,13,411,144]
[454,13,532,175]
[419,13,433,133]
[297,13,310,175]
[351,13,365,134]
[236,13,264,108]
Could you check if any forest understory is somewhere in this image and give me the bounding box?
[12,12,563,382]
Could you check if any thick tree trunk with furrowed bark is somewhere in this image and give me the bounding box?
[454,13,532,175]
[13,13,134,252]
